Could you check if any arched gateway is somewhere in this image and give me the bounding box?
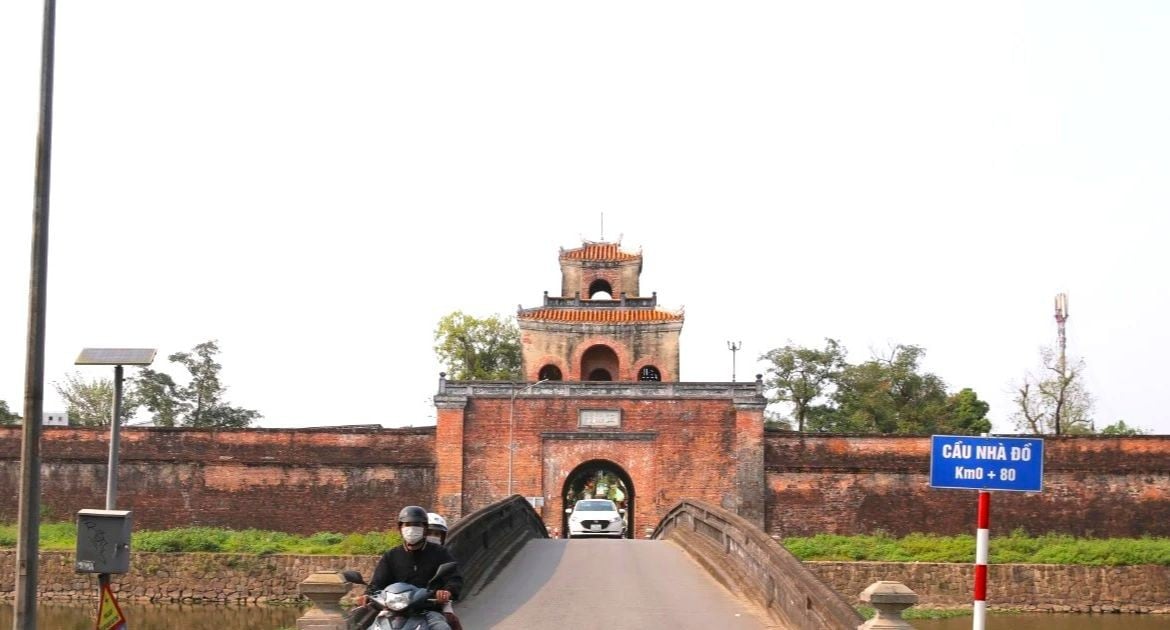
[432,240,767,534]
[561,459,635,538]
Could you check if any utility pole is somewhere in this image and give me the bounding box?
[1053,293,1069,436]
[16,1,57,627]
[727,341,742,382]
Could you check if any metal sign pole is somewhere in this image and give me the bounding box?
[973,490,990,630]
[106,365,123,510]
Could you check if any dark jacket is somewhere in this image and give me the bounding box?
[367,542,463,600]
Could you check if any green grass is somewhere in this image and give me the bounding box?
[6,522,1169,565]
[0,522,400,556]
[858,605,976,620]
[782,529,1170,566]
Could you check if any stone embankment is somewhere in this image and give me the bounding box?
[3,550,1169,613]
[0,551,374,603]
[807,561,1170,614]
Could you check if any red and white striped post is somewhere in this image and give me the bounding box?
[973,490,990,630]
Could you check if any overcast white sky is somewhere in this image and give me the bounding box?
[2,2,1167,434]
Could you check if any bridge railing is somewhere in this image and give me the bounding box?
[445,495,548,597]
[653,499,864,630]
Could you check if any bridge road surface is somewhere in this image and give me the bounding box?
[457,538,778,629]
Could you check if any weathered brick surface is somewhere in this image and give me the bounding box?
[453,393,757,536]
[0,426,435,534]
[765,433,1170,537]
[5,426,1168,540]
[519,327,681,382]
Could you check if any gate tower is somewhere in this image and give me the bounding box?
[434,239,765,535]
[517,240,683,383]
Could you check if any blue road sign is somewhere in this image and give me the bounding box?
[929,435,1044,492]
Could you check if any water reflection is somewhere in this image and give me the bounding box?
[0,601,304,629]
[913,613,1170,629]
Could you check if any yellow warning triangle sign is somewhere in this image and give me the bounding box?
[96,581,127,630]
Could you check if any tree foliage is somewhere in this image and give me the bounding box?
[760,338,846,432]
[1012,346,1094,435]
[760,342,990,435]
[433,311,521,380]
[52,372,135,426]
[0,400,20,426]
[1100,420,1144,436]
[128,340,261,428]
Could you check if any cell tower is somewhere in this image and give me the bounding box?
[1054,293,1069,435]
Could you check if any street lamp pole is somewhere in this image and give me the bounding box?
[507,379,549,497]
[15,2,57,627]
[727,341,742,382]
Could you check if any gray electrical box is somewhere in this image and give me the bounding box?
[75,509,132,574]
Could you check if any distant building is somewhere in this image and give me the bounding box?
[44,412,69,426]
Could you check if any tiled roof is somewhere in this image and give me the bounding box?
[518,308,683,323]
[560,242,641,262]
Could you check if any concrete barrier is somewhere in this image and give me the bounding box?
[653,499,864,629]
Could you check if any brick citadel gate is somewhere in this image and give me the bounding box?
[433,240,768,535]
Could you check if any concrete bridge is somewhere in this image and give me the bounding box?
[299,496,916,630]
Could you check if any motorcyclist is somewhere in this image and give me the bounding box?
[363,505,463,630]
[426,512,463,630]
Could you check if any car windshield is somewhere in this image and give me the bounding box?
[575,501,616,511]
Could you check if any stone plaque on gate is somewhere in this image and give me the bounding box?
[579,409,621,428]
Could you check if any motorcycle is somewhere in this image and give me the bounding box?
[341,562,458,630]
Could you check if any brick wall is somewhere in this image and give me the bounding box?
[764,433,1170,538]
[0,426,436,534]
[460,396,746,532]
[5,426,1168,540]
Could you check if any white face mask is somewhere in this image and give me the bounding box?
[402,526,425,545]
[426,535,444,545]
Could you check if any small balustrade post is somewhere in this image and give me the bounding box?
[858,580,918,629]
[296,571,352,630]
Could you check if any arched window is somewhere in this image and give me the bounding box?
[588,279,614,299]
[638,365,661,381]
[538,365,563,381]
[581,345,619,382]
[588,368,612,381]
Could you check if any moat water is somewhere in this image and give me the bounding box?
[0,601,304,629]
[3,602,1169,629]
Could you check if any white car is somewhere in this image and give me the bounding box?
[566,499,626,539]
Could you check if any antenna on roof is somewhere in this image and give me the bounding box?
[600,212,604,241]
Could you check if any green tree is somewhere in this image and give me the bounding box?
[940,388,992,435]
[1100,420,1144,436]
[129,368,184,427]
[0,400,20,425]
[760,338,846,432]
[434,311,522,380]
[52,372,135,426]
[821,345,971,434]
[128,340,261,428]
[1012,347,1093,435]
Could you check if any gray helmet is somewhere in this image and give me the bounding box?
[397,505,428,526]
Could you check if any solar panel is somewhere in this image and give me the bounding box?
[75,348,157,366]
